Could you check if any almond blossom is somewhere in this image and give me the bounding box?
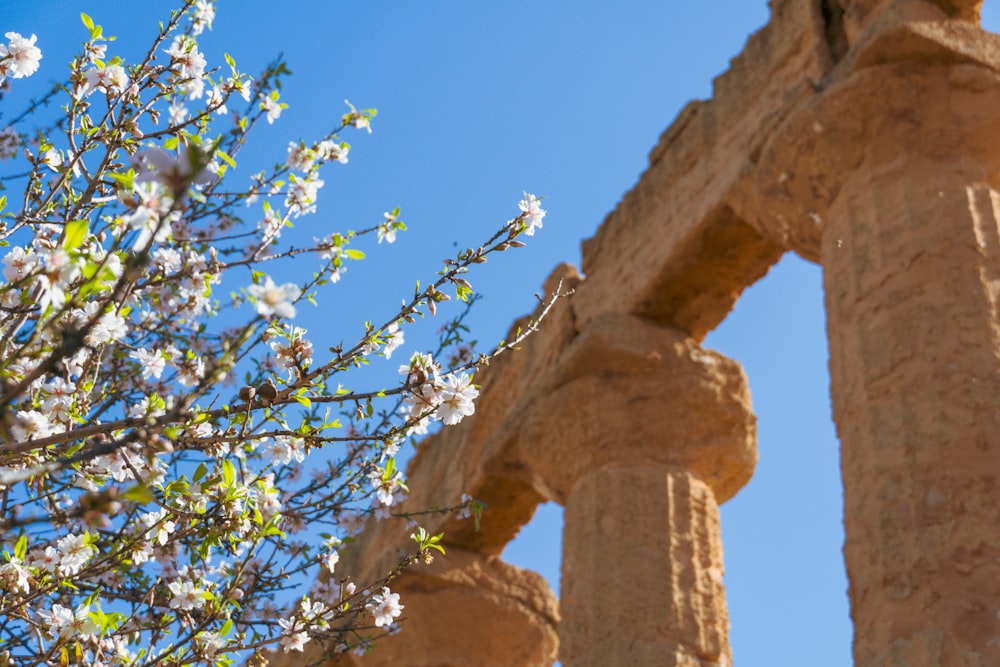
[0,557,31,594]
[367,587,404,628]
[438,372,479,425]
[261,93,284,123]
[130,347,170,380]
[168,579,207,611]
[248,276,301,319]
[2,246,37,282]
[37,604,98,641]
[278,618,311,653]
[191,0,215,34]
[77,63,128,98]
[0,32,42,80]
[55,533,95,576]
[0,2,550,662]
[519,192,546,236]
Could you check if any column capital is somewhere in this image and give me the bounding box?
[753,31,1000,260]
[511,314,756,505]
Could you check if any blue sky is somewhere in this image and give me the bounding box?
[5,2,998,664]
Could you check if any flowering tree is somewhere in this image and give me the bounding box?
[0,3,557,665]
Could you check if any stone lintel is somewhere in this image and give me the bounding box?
[571,0,834,338]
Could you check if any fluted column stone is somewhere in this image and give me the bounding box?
[755,53,1000,666]
[506,314,756,667]
[561,465,730,667]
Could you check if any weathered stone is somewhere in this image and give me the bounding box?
[275,2,1000,665]
[318,549,559,667]
[561,466,730,667]
[754,55,1000,664]
[506,313,756,506]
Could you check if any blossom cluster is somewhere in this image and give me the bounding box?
[0,2,552,666]
[0,31,42,82]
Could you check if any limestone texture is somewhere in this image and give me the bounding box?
[272,0,1000,665]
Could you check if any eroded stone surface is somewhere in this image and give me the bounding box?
[560,467,730,667]
[288,549,558,667]
[272,2,1000,665]
[752,26,1000,664]
[505,313,757,506]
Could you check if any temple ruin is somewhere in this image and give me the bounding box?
[276,0,1000,664]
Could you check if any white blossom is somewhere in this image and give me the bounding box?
[285,173,323,217]
[2,246,37,283]
[78,64,128,97]
[261,94,283,124]
[131,347,170,380]
[168,101,188,125]
[518,192,545,236]
[438,372,479,425]
[0,32,42,80]
[278,618,310,652]
[55,533,95,576]
[142,509,177,546]
[248,276,301,319]
[206,85,227,115]
[366,587,403,628]
[368,467,404,507]
[382,322,404,359]
[168,579,207,611]
[191,0,215,35]
[377,211,398,244]
[37,603,98,640]
[40,148,62,171]
[11,409,54,442]
[286,142,315,172]
[316,139,348,164]
[322,550,339,574]
[269,436,305,466]
[0,557,30,594]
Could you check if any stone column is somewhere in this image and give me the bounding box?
[511,314,758,667]
[561,465,729,667]
[755,56,1000,665]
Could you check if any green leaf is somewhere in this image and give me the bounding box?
[294,395,312,408]
[63,219,89,251]
[217,150,236,168]
[108,169,135,190]
[123,484,155,504]
[14,534,27,560]
[222,459,235,488]
[345,249,365,260]
[81,12,94,30]
[224,52,236,69]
